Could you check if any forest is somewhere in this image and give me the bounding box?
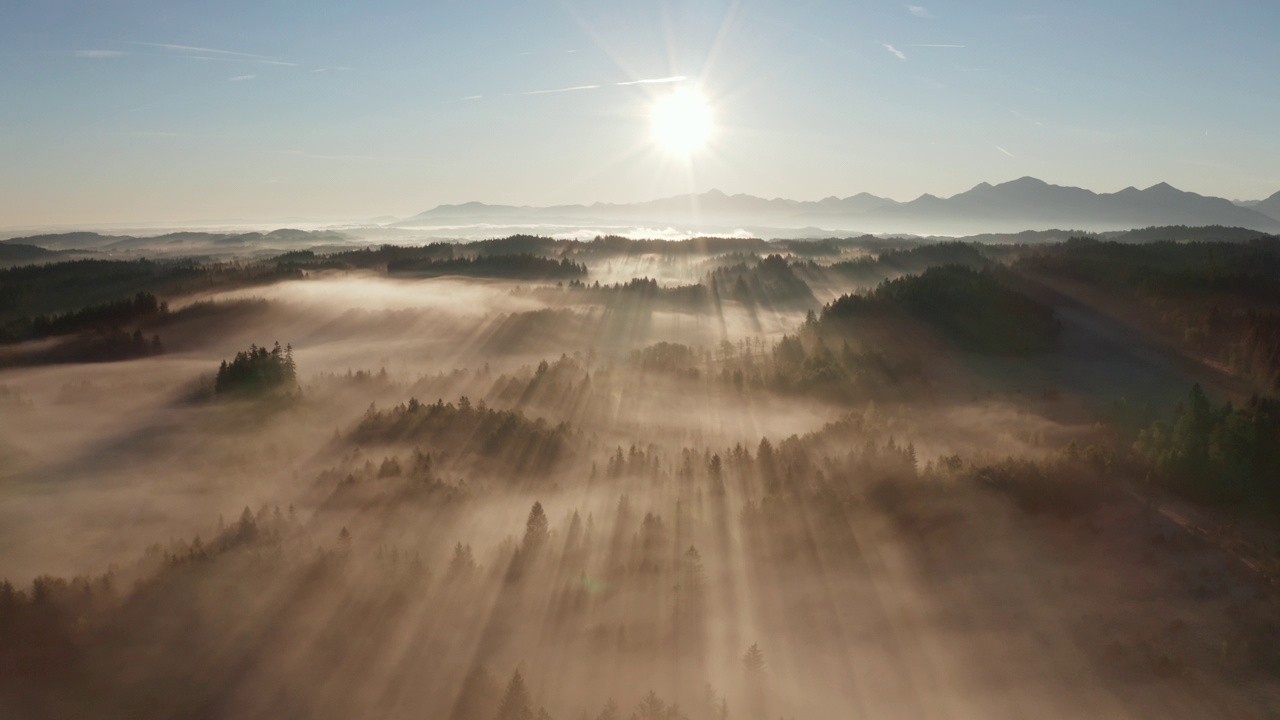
[3,227,1280,718]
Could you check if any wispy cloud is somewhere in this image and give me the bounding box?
[460,95,483,101]
[907,5,934,18]
[882,43,907,60]
[1009,109,1044,127]
[494,75,687,100]
[186,56,296,67]
[75,50,125,58]
[615,76,688,86]
[229,74,256,82]
[523,84,601,95]
[125,41,298,66]
[996,146,1015,158]
[129,42,275,61]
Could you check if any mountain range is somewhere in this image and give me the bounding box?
[397,177,1280,236]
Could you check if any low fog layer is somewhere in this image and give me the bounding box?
[3,232,1280,719]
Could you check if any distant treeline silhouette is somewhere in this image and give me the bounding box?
[388,253,586,279]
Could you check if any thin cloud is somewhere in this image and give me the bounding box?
[185,56,297,67]
[498,75,685,99]
[75,50,126,58]
[460,95,483,101]
[126,41,298,66]
[615,76,688,86]
[907,5,934,18]
[882,44,907,60]
[996,146,1015,158]
[1009,109,1044,127]
[128,42,277,61]
[522,84,601,95]
[229,74,256,82]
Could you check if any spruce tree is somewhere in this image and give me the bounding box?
[494,669,534,720]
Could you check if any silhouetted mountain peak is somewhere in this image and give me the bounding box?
[396,179,1280,233]
[1252,190,1280,223]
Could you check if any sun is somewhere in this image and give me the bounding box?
[651,90,713,156]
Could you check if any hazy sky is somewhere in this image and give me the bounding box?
[2,0,1278,226]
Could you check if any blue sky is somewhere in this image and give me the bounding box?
[2,0,1278,225]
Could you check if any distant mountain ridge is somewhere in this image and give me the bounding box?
[400,177,1280,235]
[1252,191,1280,223]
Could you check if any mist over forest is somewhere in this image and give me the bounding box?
[4,226,1280,719]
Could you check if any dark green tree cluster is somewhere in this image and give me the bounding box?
[0,255,307,345]
[25,291,166,340]
[1013,237,1280,390]
[707,318,913,403]
[72,327,164,362]
[965,454,1109,517]
[487,354,592,406]
[349,397,572,477]
[633,342,700,378]
[820,241,990,284]
[1016,236,1280,301]
[468,234,567,257]
[559,278,711,311]
[1137,384,1280,504]
[709,254,816,308]
[214,342,297,395]
[579,234,769,258]
[388,253,586,280]
[1230,311,1280,391]
[823,265,1059,354]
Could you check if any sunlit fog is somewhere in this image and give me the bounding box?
[4,1,1280,719]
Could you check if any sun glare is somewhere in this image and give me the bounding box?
[651,90,713,156]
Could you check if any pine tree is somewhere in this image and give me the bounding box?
[524,501,549,551]
[596,699,620,720]
[495,669,534,720]
[742,643,765,673]
[449,542,477,577]
[633,691,667,720]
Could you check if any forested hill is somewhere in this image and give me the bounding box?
[1,229,348,253]
[0,243,60,266]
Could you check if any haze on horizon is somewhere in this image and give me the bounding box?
[2,0,1279,227]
